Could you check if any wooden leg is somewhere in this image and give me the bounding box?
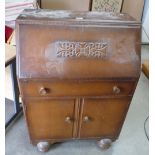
[37,141,51,152]
[97,139,112,149]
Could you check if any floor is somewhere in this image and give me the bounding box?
[5,45,149,155]
[5,98,14,124]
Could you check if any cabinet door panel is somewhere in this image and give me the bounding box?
[79,98,130,138]
[24,98,75,140]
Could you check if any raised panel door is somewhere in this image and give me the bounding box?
[24,98,76,141]
[79,97,131,138]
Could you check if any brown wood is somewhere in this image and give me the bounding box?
[24,98,76,140]
[19,80,136,97]
[79,97,130,138]
[16,9,141,151]
[16,10,141,80]
[142,60,149,78]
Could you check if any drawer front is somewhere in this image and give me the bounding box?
[20,80,136,97]
[24,98,76,140]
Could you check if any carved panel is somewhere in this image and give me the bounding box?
[56,41,108,59]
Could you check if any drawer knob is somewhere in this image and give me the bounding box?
[39,87,47,95]
[65,116,73,123]
[113,86,121,94]
[83,116,91,122]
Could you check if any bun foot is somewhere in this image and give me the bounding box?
[97,139,112,149]
[37,141,50,152]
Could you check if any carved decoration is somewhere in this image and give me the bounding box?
[56,41,108,59]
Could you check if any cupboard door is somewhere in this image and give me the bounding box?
[79,98,130,138]
[24,98,76,140]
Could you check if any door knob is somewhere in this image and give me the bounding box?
[83,116,91,122]
[39,87,47,95]
[65,116,73,123]
[113,86,120,94]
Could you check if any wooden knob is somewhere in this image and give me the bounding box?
[113,86,120,94]
[83,116,91,122]
[65,116,73,123]
[39,87,47,95]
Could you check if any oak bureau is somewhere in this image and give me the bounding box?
[16,9,141,152]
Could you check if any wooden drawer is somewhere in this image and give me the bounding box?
[20,80,136,97]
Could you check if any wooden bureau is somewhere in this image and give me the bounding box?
[16,9,141,152]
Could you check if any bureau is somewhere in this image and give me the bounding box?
[16,9,141,152]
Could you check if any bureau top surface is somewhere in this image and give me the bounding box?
[16,9,140,26]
